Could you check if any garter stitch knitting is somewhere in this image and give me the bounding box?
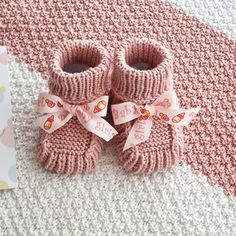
[38,40,111,174]
[112,38,184,174]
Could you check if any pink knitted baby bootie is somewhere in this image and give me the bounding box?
[111,38,184,174]
[37,40,112,174]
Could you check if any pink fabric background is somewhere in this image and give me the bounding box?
[1,0,235,195]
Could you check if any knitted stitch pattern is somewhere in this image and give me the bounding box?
[38,40,111,174]
[112,38,184,174]
[1,0,235,195]
[1,1,236,234]
[1,52,235,235]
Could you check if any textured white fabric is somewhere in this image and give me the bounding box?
[0,54,235,235]
[168,0,236,39]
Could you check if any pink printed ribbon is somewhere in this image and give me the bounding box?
[111,90,200,151]
[36,93,118,141]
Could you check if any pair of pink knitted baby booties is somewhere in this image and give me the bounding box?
[37,38,184,175]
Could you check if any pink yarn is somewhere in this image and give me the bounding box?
[112,38,184,174]
[38,40,111,174]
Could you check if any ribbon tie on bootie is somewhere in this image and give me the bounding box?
[36,93,118,141]
[111,90,200,150]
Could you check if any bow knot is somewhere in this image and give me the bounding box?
[36,93,118,141]
[63,104,78,116]
[111,90,200,151]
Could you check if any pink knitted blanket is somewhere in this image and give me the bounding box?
[1,0,235,197]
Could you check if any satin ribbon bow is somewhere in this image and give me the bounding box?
[111,90,200,151]
[36,93,118,141]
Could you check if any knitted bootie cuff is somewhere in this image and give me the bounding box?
[48,40,110,104]
[112,38,173,104]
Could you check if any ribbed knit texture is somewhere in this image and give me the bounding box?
[112,39,184,174]
[49,40,110,104]
[113,38,174,104]
[38,40,111,174]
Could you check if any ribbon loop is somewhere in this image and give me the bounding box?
[111,90,200,151]
[36,93,118,141]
